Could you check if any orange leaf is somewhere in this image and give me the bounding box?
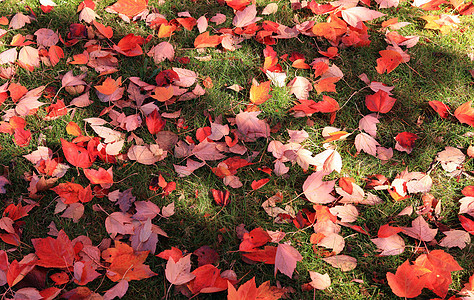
[386,260,430,298]
[318,47,338,58]
[225,0,251,11]
[338,177,354,194]
[95,77,121,95]
[69,52,89,65]
[377,224,403,238]
[45,99,67,120]
[150,85,174,102]
[66,121,82,136]
[8,82,28,102]
[459,215,474,234]
[312,16,347,41]
[203,76,213,89]
[158,23,177,38]
[462,185,474,197]
[314,77,339,94]
[365,90,396,113]
[312,61,329,78]
[414,250,463,298]
[106,0,148,18]
[314,95,340,113]
[176,17,197,31]
[291,59,310,69]
[250,80,272,105]
[239,227,270,251]
[50,272,69,285]
[0,16,8,25]
[241,246,277,264]
[113,34,145,57]
[211,189,231,207]
[454,101,474,126]
[146,109,166,134]
[83,167,113,185]
[194,32,222,48]
[13,128,31,147]
[93,20,113,39]
[228,277,257,300]
[102,241,156,282]
[51,182,93,204]
[376,50,403,74]
[9,116,26,129]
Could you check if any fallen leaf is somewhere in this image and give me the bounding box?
[165,254,195,285]
[401,215,438,241]
[322,255,357,271]
[274,243,302,278]
[308,271,331,290]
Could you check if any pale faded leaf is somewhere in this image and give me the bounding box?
[262,3,278,15]
[371,234,405,256]
[439,230,470,249]
[274,243,303,278]
[103,280,129,300]
[309,272,331,290]
[303,171,336,204]
[165,255,195,285]
[322,255,357,271]
[355,132,379,156]
[358,113,379,137]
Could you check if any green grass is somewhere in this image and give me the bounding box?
[0,0,474,298]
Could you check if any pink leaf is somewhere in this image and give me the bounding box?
[288,76,312,99]
[103,280,129,300]
[18,46,40,71]
[233,4,260,28]
[274,244,302,278]
[371,234,405,255]
[165,255,195,285]
[401,215,438,241]
[235,111,270,142]
[34,28,59,47]
[303,171,336,204]
[340,7,386,27]
[355,133,379,156]
[147,42,174,64]
[358,114,379,137]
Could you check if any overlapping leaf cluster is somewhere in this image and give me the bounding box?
[0,0,473,298]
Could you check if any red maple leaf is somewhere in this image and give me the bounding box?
[113,34,145,57]
[146,109,166,134]
[365,90,396,113]
[61,138,93,169]
[239,227,271,251]
[376,50,403,74]
[187,264,229,294]
[386,260,430,298]
[32,230,75,269]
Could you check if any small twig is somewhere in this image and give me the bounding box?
[339,86,369,110]
[404,62,425,79]
[114,172,138,184]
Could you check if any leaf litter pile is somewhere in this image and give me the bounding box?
[0,0,473,299]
